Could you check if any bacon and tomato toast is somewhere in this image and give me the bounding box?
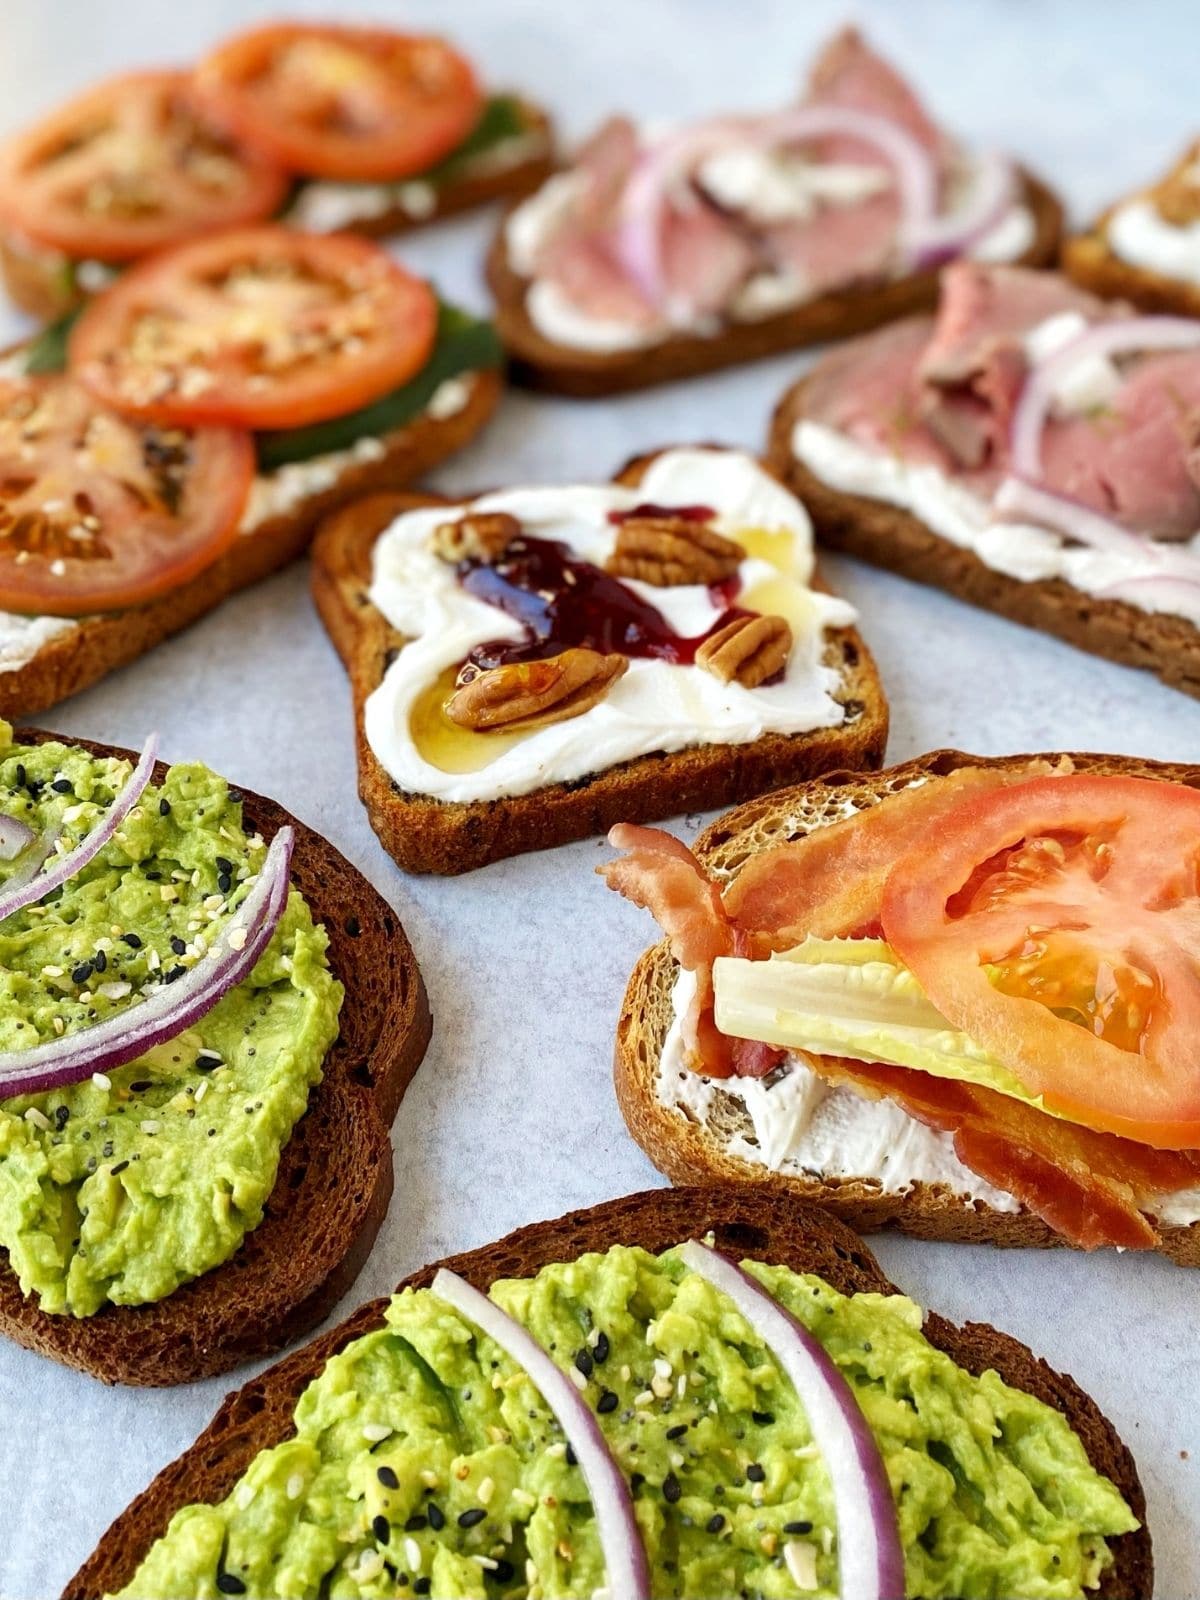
[605,750,1200,1263]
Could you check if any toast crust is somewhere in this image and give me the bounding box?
[0,98,555,321]
[310,450,889,875]
[64,1184,1151,1600]
[486,169,1063,396]
[1062,210,1200,319]
[614,749,1200,1268]
[0,728,432,1386]
[767,372,1200,698]
[0,368,501,718]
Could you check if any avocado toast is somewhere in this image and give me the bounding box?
[67,1186,1148,1599]
[0,724,430,1385]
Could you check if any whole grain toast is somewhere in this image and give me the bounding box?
[310,449,888,876]
[0,368,501,718]
[64,1183,1152,1600]
[0,98,555,323]
[0,728,432,1386]
[1061,223,1200,320]
[614,749,1200,1268]
[486,170,1062,397]
[768,371,1200,698]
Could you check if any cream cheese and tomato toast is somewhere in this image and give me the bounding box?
[0,224,502,715]
[770,261,1200,696]
[605,751,1200,1261]
[0,722,429,1384]
[487,27,1061,396]
[68,1187,1146,1600]
[0,21,553,320]
[311,447,887,874]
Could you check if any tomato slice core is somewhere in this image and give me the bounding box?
[193,24,483,181]
[68,226,438,431]
[0,71,289,262]
[881,774,1200,1149]
[0,372,253,615]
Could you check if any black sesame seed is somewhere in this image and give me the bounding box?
[129,1081,153,1093]
[493,1560,515,1584]
[597,1389,618,1414]
[631,1473,645,1492]
[574,1348,594,1379]
[159,798,171,816]
[426,1503,444,1530]
[164,964,185,984]
[746,1463,765,1483]
[413,1580,431,1596]
[71,961,92,984]
[372,1514,390,1543]
[218,873,232,893]
[144,870,161,881]
[93,949,107,973]
[216,1576,246,1596]
[170,936,187,956]
[122,932,143,949]
[566,1444,577,1467]
[706,1513,725,1534]
[457,1508,486,1529]
[403,1515,427,1532]
[592,1330,610,1364]
[752,1411,775,1426]
[195,1051,222,1072]
[666,1424,688,1440]
[215,855,233,874]
[783,1520,813,1535]
[662,1473,682,1504]
[53,1105,69,1131]
[27,779,44,799]
[14,764,24,787]
[51,778,72,794]
[110,1160,129,1175]
[377,1466,399,1489]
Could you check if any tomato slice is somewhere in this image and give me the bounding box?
[0,71,289,263]
[192,23,483,182]
[68,226,438,431]
[881,774,1200,1149]
[0,371,253,616]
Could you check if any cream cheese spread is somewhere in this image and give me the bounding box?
[363,449,857,805]
[1106,196,1200,287]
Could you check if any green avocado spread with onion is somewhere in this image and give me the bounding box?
[0,724,342,1317]
[113,1244,1136,1600]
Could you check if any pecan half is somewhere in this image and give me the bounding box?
[446,649,628,732]
[431,510,521,564]
[696,614,793,688]
[606,515,742,587]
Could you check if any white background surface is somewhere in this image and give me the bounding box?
[1,2,1199,1596]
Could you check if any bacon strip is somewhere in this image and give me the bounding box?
[811,1055,1200,1250]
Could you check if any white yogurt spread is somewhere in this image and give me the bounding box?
[1107,196,1200,287]
[0,613,80,675]
[659,970,1200,1225]
[363,449,857,804]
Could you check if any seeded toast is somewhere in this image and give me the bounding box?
[485,170,1063,397]
[310,448,888,876]
[768,370,1200,698]
[0,98,555,323]
[64,1182,1151,1600]
[0,728,432,1386]
[0,368,501,718]
[614,749,1200,1268]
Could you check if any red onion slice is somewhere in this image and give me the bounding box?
[431,1267,651,1599]
[1011,316,1200,481]
[907,149,1016,270]
[0,815,33,862]
[992,477,1156,558]
[0,733,159,928]
[0,824,293,1100]
[679,1240,905,1600]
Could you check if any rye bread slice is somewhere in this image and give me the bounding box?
[0,727,432,1386]
[613,749,1200,1269]
[309,448,888,875]
[0,97,554,323]
[64,1182,1152,1600]
[767,368,1200,698]
[0,368,501,718]
[485,169,1062,397]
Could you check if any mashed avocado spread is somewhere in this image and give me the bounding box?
[115,1245,1136,1600]
[0,725,342,1317]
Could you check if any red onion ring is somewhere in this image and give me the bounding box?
[992,477,1156,558]
[0,733,159,928]
[0,824,293,1101]
[679,1240,905,1600]
[431,1267,651,1599]
[907,149,1016,270]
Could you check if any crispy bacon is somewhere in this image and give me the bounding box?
[811,1055,1200,1250]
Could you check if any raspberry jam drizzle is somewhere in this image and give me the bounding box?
[458,530,749,672]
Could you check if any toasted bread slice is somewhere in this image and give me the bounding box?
[310,449,888,875]
[1061,223,1200,320]
[0,368,501,718]
[486,169,1062,397]
[0,728,432,1386]
[768,371,1200,698]
[614,749,1200,1267]
[0,98,554,322]
[64,1183,1151,1600]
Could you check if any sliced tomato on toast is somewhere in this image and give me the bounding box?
[0,371,253,615]
[192,23,482,182]
[68,226,438,430]
[882,774,1200,1149]
[0,71,288,263]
